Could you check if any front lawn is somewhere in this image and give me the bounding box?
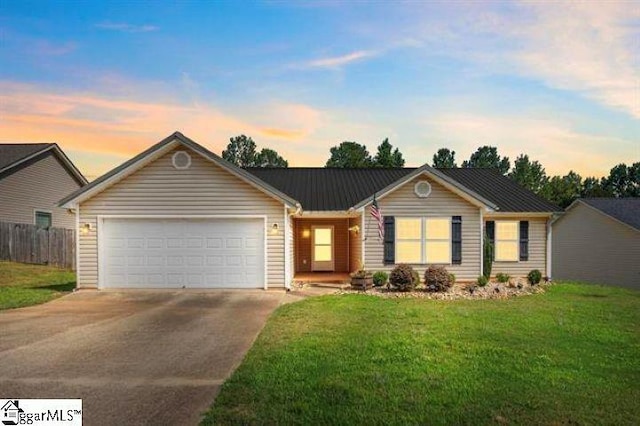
[204,282,640,425]
[0,261,76,310]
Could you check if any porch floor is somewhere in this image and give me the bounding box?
[294,272,351,285]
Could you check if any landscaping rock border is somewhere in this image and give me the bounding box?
[338,281,550,300]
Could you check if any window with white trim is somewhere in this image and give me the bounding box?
[35,211,52,229]
[495,221,519,261]
[395,217,451,264]
[396,218,422,263]
[425,218,451,263]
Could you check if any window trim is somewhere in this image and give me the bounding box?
[395,216,452,265]
[395,217,423,264]
[494,220,519,262]
[34,209,53,229]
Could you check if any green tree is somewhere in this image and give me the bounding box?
[222,135,288,168]
[255,148,288,168]
[603,163,640,197]
[508,154,548,194]
[541,171,582,208]
[325,141,373,168]
[373,138,405,167]
[432,148,457,168]
[462,146,510,174]
[222,135,258,167]
[581,176,611,198]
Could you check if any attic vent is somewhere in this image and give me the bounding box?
[414,180,432,198]
[172,151,191,169]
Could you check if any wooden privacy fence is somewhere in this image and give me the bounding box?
[0,221,75,269]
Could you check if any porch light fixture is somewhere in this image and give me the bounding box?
[348,225,360,235]
[302,229,310,238]
[270,223,279,235]
[80,223,92,235]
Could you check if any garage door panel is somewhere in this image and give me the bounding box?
[101,218,264,289]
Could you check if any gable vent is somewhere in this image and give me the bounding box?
[172,151,191,169]
[414,180,432,198]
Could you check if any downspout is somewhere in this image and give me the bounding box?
[546,215,553,280]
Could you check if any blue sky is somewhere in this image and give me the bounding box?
[1,0,638,180]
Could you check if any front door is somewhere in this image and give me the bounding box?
[312,226,334,271]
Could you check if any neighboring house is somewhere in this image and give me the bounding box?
[552,198,640,290]
[60,132,561,290]
[0,143,87,229]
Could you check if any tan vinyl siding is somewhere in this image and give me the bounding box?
[349,216,362,272]
[488,216,548,279]
[294,218,350,273]
[78,147,285,289]
[364,175,481,281]
[552,203,640,289]
[0,152,81,229]
[287,213,294,286]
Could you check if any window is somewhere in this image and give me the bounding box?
[396,218,422,263]
[425,218,451,263]
[395,217,451,264]
[495,221,518,261]
[35,211,52,229]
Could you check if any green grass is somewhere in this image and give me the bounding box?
[0,261,76,310]
[203,282,640,425]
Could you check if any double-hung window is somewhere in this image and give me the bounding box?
[395,217,451,264]
[495,221,518,261]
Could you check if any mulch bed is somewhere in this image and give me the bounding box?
[338,280,549,300]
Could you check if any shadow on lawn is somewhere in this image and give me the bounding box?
[36,282,76,292]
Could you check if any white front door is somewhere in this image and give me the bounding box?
[311,226,334,271]
[101,218,264,289]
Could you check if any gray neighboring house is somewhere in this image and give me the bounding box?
[0,143,87,229]
[552,198,640,290]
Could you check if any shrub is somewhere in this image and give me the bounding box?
[424,266,453,292]
[389,264,416,292]
[477,275,488,287]
[496,273,510,283]
[449,273,456,285]
[412,270,421,287]
[373,271,388,287]
[483,232,493,279]
[528,269,542,285]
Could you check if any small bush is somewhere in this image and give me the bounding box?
[483,232,493,278]
[373,271,388,287]
[449,273,456,285]
[496,273,510,283]
[477,275,488,287]
[412,270,421,286]
[424,265,453,292]
[389,264,416,292]
[528,269,542,285]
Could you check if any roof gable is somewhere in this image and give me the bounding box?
[59,132,297,208]
[0,143,87,186]
[577,198,640,231]
[247,166,558,212]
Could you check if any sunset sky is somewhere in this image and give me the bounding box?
[1,1,638,181]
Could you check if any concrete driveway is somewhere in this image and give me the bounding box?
[0,290,294,425]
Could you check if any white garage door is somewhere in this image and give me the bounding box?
[100,218,264,289]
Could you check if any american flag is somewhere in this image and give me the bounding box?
[370,193,384,240]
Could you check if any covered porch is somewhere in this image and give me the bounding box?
[292,214,362,283]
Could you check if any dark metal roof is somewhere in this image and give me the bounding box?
[438,168,562,212]
[0,143,52,170]
[246,167,412,211]
[580,198,640,231]
[246,167,561,212]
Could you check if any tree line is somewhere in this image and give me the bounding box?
[221,135,639,208]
